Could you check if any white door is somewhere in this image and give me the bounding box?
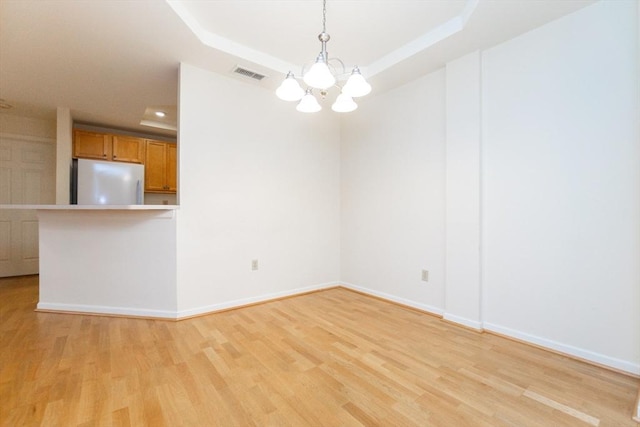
[0,133,55,277]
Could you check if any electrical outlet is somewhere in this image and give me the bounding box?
[421,269,429,282]
[251,259,259,271]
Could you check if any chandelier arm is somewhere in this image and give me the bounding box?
[327,58,346,78]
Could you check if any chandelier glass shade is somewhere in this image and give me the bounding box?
[276,72,305,101]
[296,89,322,113]
[303,55,336,90]
[276,0,371,113]
[331,93,357,113]
[342,67,372,98]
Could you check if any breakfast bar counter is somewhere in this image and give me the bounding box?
[2,205,180,319]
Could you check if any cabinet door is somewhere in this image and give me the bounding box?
[73,130,111,160]
[112,135,144,163]
[166,143,177,192]
[145,141,167,192]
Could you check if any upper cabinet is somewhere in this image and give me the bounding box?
[112,135,145,164]
[166,143,177,192]
[144,140,177,193]
[73,130,111,160]
[73,130,144,164]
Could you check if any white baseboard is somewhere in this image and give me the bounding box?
[175,281,339,319]
[443,312,483,331]
[335,283,639,376]
[339,282,444,317]
[37,282,340,320]
[484,322,640,376]
[36,302,177,319]
[37,285,640,376]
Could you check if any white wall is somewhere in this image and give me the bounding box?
[481,0,639,373]
[339,0,639,374]
[0,113,55,139]
[144,192,177,206]
[340,69,447,313]
[55,107,72,204]
[444,51,482,329]
[176,63,341,316]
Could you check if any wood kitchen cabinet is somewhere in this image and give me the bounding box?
[111,135,144,163]
[145,140,177,193]
[73,130,111,160]
[73,130,144,164]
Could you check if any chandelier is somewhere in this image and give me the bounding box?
[275,0,371,113]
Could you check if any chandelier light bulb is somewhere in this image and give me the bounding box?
[276,72,305,101]
[331,93,357,113]
[303,55,336,90]
[296,89,322,113]
[342,67,371,98]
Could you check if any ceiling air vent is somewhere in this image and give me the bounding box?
[233,66,267,81]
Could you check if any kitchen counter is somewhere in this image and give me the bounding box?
[1,204,179,210]
[18,205,179,319]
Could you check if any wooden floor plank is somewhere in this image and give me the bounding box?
[1,275,638,426]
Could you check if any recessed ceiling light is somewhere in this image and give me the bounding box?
[141,106,176,132]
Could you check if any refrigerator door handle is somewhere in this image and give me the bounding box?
[136,180,142,205]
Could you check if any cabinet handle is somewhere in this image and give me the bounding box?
[113,155,117,159]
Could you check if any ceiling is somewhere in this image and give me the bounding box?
[0,0,595,136]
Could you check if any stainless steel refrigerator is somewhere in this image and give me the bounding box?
[72,158,144,205]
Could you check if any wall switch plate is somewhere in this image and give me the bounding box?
[251,259,259,271]
[421,269,429,282]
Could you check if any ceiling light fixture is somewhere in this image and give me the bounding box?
[154,111,167,118]
[276,0,371,113]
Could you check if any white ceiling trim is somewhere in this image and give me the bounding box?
[140,120,178,132]
[366,0,479,77]
[166,0,297,75]
[167,0,479,81]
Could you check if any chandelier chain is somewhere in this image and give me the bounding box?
[322,0,327,33]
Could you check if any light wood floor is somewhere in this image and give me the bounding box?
[1,276,638,426]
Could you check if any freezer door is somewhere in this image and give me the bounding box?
[77,159,144,205]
